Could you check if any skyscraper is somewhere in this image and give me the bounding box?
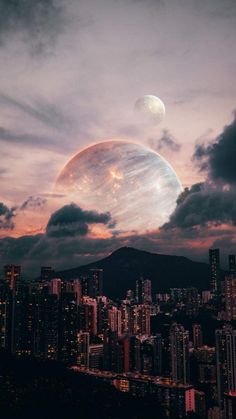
[40,266,54,282]
[229,255,236,278]
[4,265,21,290]
[11,283,35,356]
[193,324,203,349]
[77,331,90,367]
[35,290,59,360]
[215,325,236,409]
[0,283,11,350]
[50,278,62,297]
[79,297,97,336]
[225,276,236,321]
[209,249,220,296]
[170,323,189,384]
[135,277,152,304]
[58,291,78,364]
[108,306,122,336]
[89,269,103,297]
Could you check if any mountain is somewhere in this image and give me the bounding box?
[55,247,211,298]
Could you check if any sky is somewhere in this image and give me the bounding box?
[0,0,236,275]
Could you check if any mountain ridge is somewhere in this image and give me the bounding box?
[54,247,211,298]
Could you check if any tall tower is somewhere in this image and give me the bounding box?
[229,255,236,278]
[4,265,21,290]
[170,323,189,384]
[215,325,236,409]
[58,291,78,364]
[89,269,103,297]
[77,332,90,367]
[225,276,236,321]
[40,266,54,282]
[193,324,203,349]
[135,277,152,304]
[209,249,220,296]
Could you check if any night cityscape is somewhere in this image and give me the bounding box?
[1,0,236,418]
[0,247,236,418]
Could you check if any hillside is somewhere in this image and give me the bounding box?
[55,247,210,298]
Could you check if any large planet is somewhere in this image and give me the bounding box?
[135,95,165,123]
[56,140,182,233]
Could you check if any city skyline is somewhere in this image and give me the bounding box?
[0,0,236,274]
[1,246,236,418]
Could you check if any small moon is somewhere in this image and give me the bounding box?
[135,95,166,123]
[55,140,182,233]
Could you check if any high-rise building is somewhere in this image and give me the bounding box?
[207,406,221,419]
[224,392,236,419]
[77,332,90,367]
[58,291,78,364]
[129,335,141,372]
[209,249,220,296]
[89,269,103,298]
[121,301,131,335]
[81,275,89,297]
[225,276,236,321]
[0,283,11,350]
[215,325,236,409]
[103,330,119,371]
[138,304,151,336]
[50,278,62,297]
[195,390,206,418]
[137,335,162,375]
[142,279,152,304]
[136,277,152,304]
[89,343,103,369]
[108,306,122,336]
[35,290,59,360]
[40,266,54,282]
[193,324,203,349]
[4,265,21,290]
[194,346,216,384]
[170,323,189,384]
[11,283,35,356]
[72,279,82,305]
[229,255,236,278]
[79,297,97,336]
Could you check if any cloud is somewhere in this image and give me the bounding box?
[20,196,47,211]
[160,112,236,230]
[0,0,65,52]
[0,126,58,150]
[0,202,16,230]
[46,203,114,237]
[163,183,236,229]
[148,130,181,153]
[0,93,71,131]
[194,113,236,185]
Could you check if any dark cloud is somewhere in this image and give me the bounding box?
[148,130,181,153]
[163,183,236,229]
[194,113,236,185]
[20,196,47,211]
[0,202,16,230]
[46,203,114,237]
[0,0,65,51]
[0,221,235,277]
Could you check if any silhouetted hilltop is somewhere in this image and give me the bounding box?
[56,247,211,298]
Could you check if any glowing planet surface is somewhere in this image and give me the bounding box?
[135,95,165,123]
[56,141,182,232]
